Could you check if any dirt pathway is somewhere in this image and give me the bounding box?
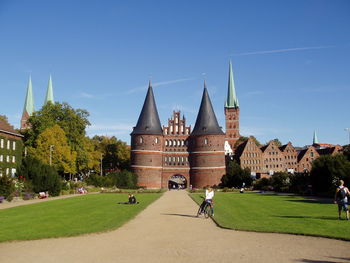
[0,190,349,263]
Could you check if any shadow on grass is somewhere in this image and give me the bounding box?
[161,213,198,218]
[286,199,331,204]
[274,215,338,220]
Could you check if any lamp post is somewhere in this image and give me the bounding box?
[49,145,54,166]
[100,153,103,176]
[345,128,350,145]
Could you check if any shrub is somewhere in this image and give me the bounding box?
[85,171,138,189]
[270,172,291,192]
[253,177,271,191]
[311,154,350,197]
[221,160,252,188]
[0,175,15,201]
[17,156,62,196]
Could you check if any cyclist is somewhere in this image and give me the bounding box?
[199,187,214,216]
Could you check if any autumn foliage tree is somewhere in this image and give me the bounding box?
[28,125,77,174]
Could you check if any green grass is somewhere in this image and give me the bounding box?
[0,193,161,242]
[190,192,350,240]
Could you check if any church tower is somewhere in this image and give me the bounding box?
[130,81,164,188]
[190,82,226,188]
[44,75,55,105]
[21,76,35,130]
[224,61,240,153]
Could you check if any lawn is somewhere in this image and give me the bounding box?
[191,192,350,240]
[0,193,161,242]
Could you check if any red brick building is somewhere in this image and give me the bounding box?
[131,81,225,189]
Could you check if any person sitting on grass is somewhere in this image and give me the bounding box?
[118,194,138,204]
[334,180,350,220]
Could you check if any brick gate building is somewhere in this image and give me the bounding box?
[130,81,226,189]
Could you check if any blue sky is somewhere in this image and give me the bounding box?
[1,0,350,146]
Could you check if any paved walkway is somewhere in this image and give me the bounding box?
[0,190,349,263]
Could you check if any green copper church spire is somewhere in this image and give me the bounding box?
[313,130,319,144]
[44,75,54,104]
[23,75,35,115]
[225,60,239,108]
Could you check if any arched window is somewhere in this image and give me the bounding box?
[155,137,159,144]
[169,140,172,146]
[204,138,208,145]
[165,140,168,146]
[140,137,143,144]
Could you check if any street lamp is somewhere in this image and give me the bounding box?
[345,128,350,145]
[49,145,54,166]
[100,153,103,176]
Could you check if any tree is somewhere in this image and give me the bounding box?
[92,136,131,171]
[221,160,252,188]
[310,154,350,196]
[343,145,350,162]
[22,102,90,174]
[272,138,282,147]
[28,125,77,174]
[270,172,291,192]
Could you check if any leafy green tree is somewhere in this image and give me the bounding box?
[17,156,62,196]
[28,125,77,174]
[221,160,252,188]
[270,172,291,192]
[92,136,131,171]
[343,145,350,162]
[78,136,102,173]
[22,102,91,174]
[311,154,350,196]
[272,138,282,147]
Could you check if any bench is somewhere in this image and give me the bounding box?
[38,192,48,199]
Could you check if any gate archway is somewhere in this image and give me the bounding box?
[168,174,187,189]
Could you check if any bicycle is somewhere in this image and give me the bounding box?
[197,200,213,218]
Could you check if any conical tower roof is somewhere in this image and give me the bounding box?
[191,81,224,136]
[225,60,239,108]
[23,76,35,116]
[44,75,54,104]
[313,130,319,144]
[131,81,163,135]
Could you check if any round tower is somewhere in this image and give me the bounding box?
[130,81,163,188]
[190,83,226,188]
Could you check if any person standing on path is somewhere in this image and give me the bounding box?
[334,180,350,220]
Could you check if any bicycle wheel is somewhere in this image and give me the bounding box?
[197,206,202,217]
[204,204,212,218]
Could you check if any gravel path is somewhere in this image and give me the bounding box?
[0,190,349,263]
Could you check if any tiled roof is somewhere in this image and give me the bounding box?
[0,117,22,137]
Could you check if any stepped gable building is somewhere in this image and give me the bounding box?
[20,75,55,130]
[130,81,225,189]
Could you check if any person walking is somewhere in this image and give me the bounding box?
[334,180,350,220]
